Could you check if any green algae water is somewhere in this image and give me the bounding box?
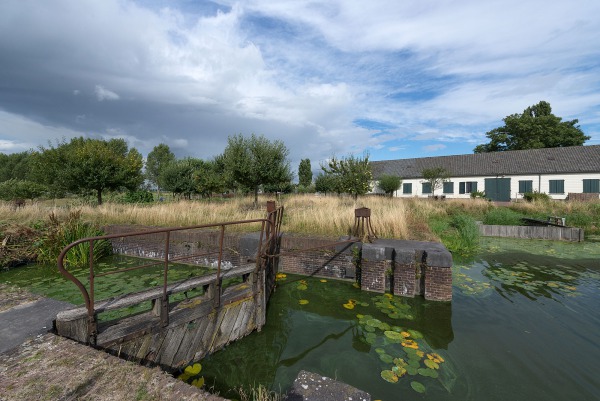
[2,238,599,400]
[197,237,600,400]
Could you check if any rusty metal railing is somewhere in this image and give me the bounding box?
[57,203,283,343]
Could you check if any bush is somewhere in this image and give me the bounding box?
[523,191,551,202]
[122,190,154,203]
[36,210,112,267]
[483,207,524,225]
[470,190,487,199]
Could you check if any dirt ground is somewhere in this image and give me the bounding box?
[0,285,227,401]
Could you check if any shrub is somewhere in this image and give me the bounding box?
[470,190,487,199]
[483,207,524,225]
[523,191,551,202]
[123,190,154,203]
[36,210,112,267]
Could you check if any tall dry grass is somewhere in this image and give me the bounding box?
[0,195,493,240]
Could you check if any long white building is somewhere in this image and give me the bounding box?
[371,145,600,201]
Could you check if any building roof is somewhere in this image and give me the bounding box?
[371,145,600,179]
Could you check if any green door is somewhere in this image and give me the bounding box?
[485,178,511,201]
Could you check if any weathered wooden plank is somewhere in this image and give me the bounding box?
[479,224,583,242]
[158,325,189,367]
[211,302,245,351]
[177,316,212,367]
[56,264,256,321]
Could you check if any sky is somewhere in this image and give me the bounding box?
[1,0,599,174]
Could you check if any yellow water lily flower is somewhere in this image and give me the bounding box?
[299,299,309,305]
[401,331,411,338]
[320,279,327,283]
[343,302,355,309]
[401,340,419,349]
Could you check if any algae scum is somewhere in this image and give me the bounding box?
[1,237,600,400]
[195,237,600,400]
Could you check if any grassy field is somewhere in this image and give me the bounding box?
[1,194,598,252]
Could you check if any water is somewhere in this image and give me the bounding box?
[2,238,599,400]
[198,237,600,400]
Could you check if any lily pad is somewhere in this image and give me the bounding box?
[411,381,426,393]
[424,359,439,369]
[392,366,407,377]
[297,284,308,290]
[406,366,418,375]
[380,370,398,383]
[384,330,404,340]
[379,353,394,364]
[184,363,202,375]
[343,302,355,309]
[191,377,205,387]
[407,329,423,339]
[418,368,438,378]
[299,299,309,305]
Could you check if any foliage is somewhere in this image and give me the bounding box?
[0,151,33,181]
[194,158,225,197]
[235,384,283,401]
[483,207,524,225]
[523,191,551,202]
[474,101,590,153]
[160,158,203,199]
[122,190,154,203]
[314,173,339,194]
[0,179,46,201]
[421,167,450,196]
[145,144,175,193]
[470,190,487,199]
[296,184,315,194]
[222,134,292,204]
[431,213,480,255]
[31,137,144,204]
[377,174,402,197]
[36,210,111,267]
[321,154,372,200]
[298,158,313,187]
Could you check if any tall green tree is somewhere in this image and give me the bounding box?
[377,174,402,197]
[146,144,175,196]
[474,101,590,153]
[31,137,143,204]
[194,159,225,197]
[0,179,46,201]
[0,152,33,181]
[314,173,339,194]
[422,167,450,196]
[298,158,313,187]
[222,134,292,205]
[159,158,203,199]
[321,154,372,200]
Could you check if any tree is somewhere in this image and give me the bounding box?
[314,173,339,194]
[422,167,450,196]
[0,152,33,181]
[377,174,402,197]
[160,158,203,199]
[321,154,372,200]
[31,137,144,204]
[298,159,313,187]
[146,144,175,196]
[0,179,46,201]
[222,134,292,205]
[194,159,225,197]
[474,101,590,153]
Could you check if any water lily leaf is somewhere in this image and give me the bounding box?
[384,330,403,340]
[379,353,394,364]
[411,381,426,393]
[320,279,327,282]
[406,366,418,375]
[424,359,439,369]
[299,299,309,305]
[343,302,355,309]
[191,377,205,387]
[375,348,386,354]
[356,314,365,319]
[184,363,202,375]
[380,370,398,383]
[367,319,382,327]
[407,329,423,339]
[297,284,308,290]
[392,366,407,377]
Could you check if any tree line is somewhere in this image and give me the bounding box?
[0,134,378,204]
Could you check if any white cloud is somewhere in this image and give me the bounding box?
[423,144,446,152]
[95,85,120,101]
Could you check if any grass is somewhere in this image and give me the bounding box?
[1,195,599,258]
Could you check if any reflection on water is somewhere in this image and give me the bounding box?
[2,238,599,400]
[199,237,600,401]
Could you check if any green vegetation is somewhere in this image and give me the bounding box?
[377,174,402,197]
[36,210,112,267]
[482,207,524,225]
[523,191,551,202]
[320,153,373,200]
[421,167,450,196]
[474,100,590,153]
[298,158,312,187]
[145,143,175,196]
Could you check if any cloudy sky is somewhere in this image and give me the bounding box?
[1,0,599,171]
